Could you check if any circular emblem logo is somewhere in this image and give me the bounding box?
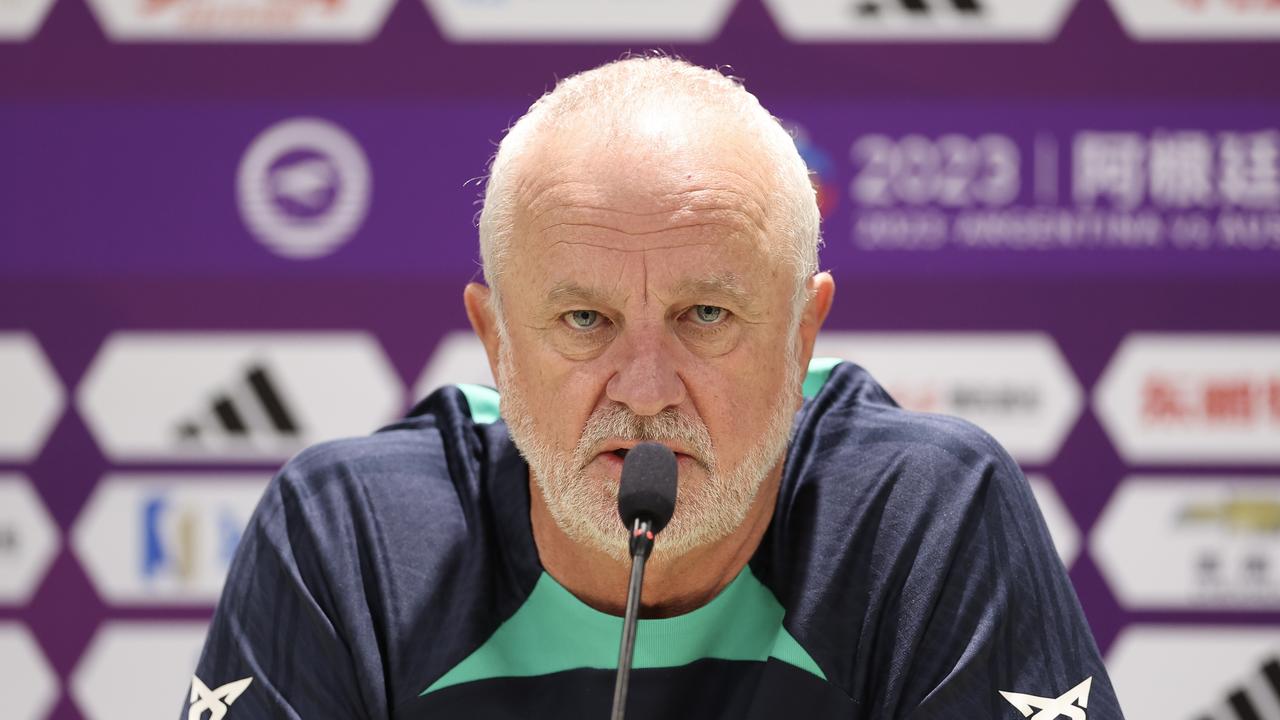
[236,118,371,259]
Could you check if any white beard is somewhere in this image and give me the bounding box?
[498,341,799,564]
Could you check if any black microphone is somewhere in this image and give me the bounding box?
[610,442,678,720]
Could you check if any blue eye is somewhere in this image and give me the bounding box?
[691,305,724,324]
[566,310,600,329]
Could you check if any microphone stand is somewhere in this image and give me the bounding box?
[610,517,655,720]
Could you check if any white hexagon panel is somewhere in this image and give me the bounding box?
[0,474,60,605]
[72,621,210,720]
[0,623,59,720]
[1107,625,1280,719]
[72,474,268,606]
[424,0,737,41]
[0,332,65,462]
[86,0,395,41]
[77,332,404,463]
[1108,0,1280,40]
[414,331,495,402]
[1027,475,1080,569]
[1094,334,1280,465]
[1092,476,1280,611]
[0,0,56,40]
[812,333,1083,464]
[763,0,1079,41]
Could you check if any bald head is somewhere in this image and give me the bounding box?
[478,56,821,308]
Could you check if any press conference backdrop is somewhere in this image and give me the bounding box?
[2,0,1280,717]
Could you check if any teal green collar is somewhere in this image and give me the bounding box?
[429,358,843,696]
[422,567,824,696]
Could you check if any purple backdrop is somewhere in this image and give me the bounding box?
[3,0,1280,717]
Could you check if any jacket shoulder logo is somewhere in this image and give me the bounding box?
[189,675,252,720]
[1000,676,1092,720]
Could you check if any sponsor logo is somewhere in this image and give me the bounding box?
[762,0,1078,40]
[1092,477,1280,610]
[0,623,59,720]
[424,0,734,41]
[173,363,303,452]
[1109,0,1280,39]
[1181,499,1280,534]
[76,332,403,462]
[1094,334,1280,464]
[72,474,268,605]
[237,118,372,259]
[1000,676,1091,719]
[0,332,65,462]
[854,0,985,17]
[84,0,394,41]
[140,491,243,586]
[0,475,60,605]
[787,122,839,220]
[1214,656,1280,720]
[1106,626,1280,719]
[847,126,1280,255]
[0,0,55,39]
[811,333,1082,464]
[1072,130,1280,211]
[1027,475,1080,569]
[189,675,252,720]
[71,621,209,720]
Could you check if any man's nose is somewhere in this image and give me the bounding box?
[605,328,688,417]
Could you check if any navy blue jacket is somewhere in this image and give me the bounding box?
[189,361,1122,718]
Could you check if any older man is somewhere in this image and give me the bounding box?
[188,57,1122,718]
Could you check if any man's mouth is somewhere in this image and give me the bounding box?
[595,444,704,472]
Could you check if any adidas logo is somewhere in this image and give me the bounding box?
[852,0,984,17]
[1199,656,1280,720]
[174,364,302,449]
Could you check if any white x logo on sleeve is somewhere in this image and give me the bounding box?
[189,675,253,720]
[1000,677,1092,720]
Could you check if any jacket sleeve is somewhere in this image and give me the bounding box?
[183,456,389,720]
[895,436,1123,720]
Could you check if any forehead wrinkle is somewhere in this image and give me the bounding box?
[528,193,767,237]
[530,204,687,228]
[541,222,749,239]
[521,178,773,241]
[549,240,718,252]
[520,179,596,225]
[664,187,770,238]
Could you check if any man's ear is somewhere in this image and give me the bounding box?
[796,271,835,371]
[463,282,503,387]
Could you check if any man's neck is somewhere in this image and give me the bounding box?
[528,468,782,619]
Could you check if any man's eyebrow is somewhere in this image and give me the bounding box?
[541,282,616,310]
[669,273,757,308]
[539,274,757,312]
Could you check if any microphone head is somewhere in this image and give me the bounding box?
[617,442,678,534]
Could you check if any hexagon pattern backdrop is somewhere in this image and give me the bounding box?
[2,0,1280,718]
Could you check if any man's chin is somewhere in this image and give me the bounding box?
[540,456,730,563]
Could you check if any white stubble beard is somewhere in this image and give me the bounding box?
[498,336,800,565]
